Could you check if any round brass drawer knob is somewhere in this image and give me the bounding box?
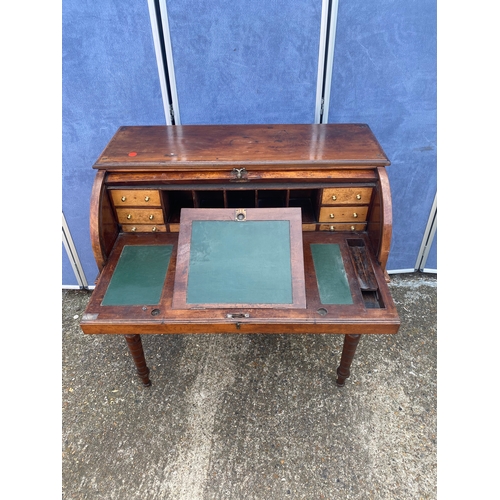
[329,214,335,219]
[145,196,150,202]
[127,214,132,219]
[353,213,358,218]
[131,227,136,232]
[149,214,154,220]
[329,226,335,231]
[121,196,126,202]
[152,226,157,232]
[356,194,361,200]
[331,195,337,200]
[351,226,355,231]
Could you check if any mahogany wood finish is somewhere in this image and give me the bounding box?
[89,170,113,272]
[81,124,400,387]
[94,124,390,170]
[105,169,380,186]
[336,334,362,387]
[124,334,151,387]
[374,167,393,272]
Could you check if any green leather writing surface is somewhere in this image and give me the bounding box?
[187,220,292,304]
[102,245,173,306]
[311,244,353,305]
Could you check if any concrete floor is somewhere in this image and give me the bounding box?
[62,272,436,500]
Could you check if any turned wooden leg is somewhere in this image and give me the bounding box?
[336,334,361,387]
[124,334,151,387]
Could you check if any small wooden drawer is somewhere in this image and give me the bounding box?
[318,206,368,223]
[319,223,366,232]
[321,187,372,205]
[110,189,162,206]
[116,208,164,224]
[168,223,180,233]
[121,224,167,233]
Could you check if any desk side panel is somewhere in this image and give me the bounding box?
[367,167,393,272]
[90,171,118,273]
[376,167,393,272]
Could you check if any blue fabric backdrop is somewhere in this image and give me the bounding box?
[62,0,166,285]
[166,0,321,124]
[328,0,437,270]
[425,231,437,271]
[62,0,437,284]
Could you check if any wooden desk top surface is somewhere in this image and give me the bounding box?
[93,123,390,170]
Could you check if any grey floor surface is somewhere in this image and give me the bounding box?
[62,273,437,500]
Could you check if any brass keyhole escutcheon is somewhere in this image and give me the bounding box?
[232,167,247,179]
[235,208,246,221]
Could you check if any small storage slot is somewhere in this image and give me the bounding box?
[289,189,317,223]
[166,191,195,224]
[361,291,385,309]
[195,190,225,208]
[347,239,385,308]
[226,190,256,208]
[347,239,378,291]
[257,190,287,208]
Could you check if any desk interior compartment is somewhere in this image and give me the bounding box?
[165,190,195,225]
[167,187,322,224]
[289,189,318,223]
[194,190,225,208]
[257,189,288,208]
[347,238,385,309]
[225,189,257,208]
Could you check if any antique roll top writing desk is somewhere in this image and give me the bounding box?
[80,124,400,387]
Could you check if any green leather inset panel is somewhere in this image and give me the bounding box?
[311,244,353,305]
[101,245,173,306]
[187,220,292,304]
